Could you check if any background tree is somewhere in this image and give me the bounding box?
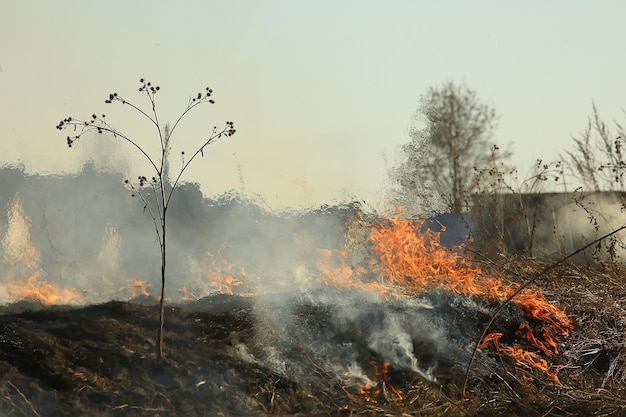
[56,78,236,359]
[391,81,508,213]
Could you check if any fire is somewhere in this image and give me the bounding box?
[479,333,563,386]
[2,197,84,305]
[127,278,150,298]
[369,216,504,298]
[179,286,197,301]
[0,193,573,389]
[366,214,572,384]
[316,248,399,299]
[6,276,83,305]
[209,273,242,295]
[312,211,572,385]
[357,362,404,403]
[2,197,40,269]
[196,248,254,297]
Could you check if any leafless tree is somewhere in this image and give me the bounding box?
[57,78,236,359]
[392,81,508,213]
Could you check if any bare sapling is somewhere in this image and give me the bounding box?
[56,78,236,359]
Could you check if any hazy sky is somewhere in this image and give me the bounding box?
[2,1,625,209]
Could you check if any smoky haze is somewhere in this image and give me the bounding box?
[0,162,357,302]
[0,163,498,385]
[3,162,623,305]
[471,192,626,260]
[2,162,602,392]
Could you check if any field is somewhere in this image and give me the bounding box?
[2,210,626,416]
[3,166,626,415]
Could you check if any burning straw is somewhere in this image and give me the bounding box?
[364,214,572,386]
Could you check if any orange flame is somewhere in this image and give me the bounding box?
[357,362,404,403]
[2,197,84,305]
[179,286,197,301]
[316,248,399,299]
[7,276,83,305]
[127,278,150,298]
[366,214,572,385]
[479,333,563,386]
[196,248,254,297]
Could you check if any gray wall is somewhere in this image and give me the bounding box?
[470,191,626,259]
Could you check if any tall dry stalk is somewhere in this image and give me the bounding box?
[57,78,236,359]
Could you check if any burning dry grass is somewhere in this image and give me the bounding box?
[1,257,626,417]
[468,256,626,416]
[2,202,626,415]
[364,215,573,387]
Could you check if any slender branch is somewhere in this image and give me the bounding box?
[147,93,163,151]
[62,121,160,175]
[150,180,165,223]
[165,123,233,208]
[114,97,159,130]
[129,185,163,247]
[124,180,162,245]
[168,98,211,139]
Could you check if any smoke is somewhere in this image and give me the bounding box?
[2,197,37,265]
[482,191,626,258]
[0,163,363,305]
[73,131,132,177]
[385,139,447,217]
[366,311,437,381]
[555,192,626,258]
[0,196,41,303]
[0,163,498,389]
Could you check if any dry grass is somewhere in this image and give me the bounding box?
[1,257,626,416]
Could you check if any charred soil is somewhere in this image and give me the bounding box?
[1,259,626,417]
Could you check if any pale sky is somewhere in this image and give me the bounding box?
[2,1,625,210]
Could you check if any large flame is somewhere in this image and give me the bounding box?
[366,214,572,385]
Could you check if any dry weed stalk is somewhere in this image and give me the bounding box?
[56,78,236,359]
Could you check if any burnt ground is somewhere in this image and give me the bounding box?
[1,258,626,417]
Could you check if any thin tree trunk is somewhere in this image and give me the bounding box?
[157,214,166,360]
[452,155,461,212]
